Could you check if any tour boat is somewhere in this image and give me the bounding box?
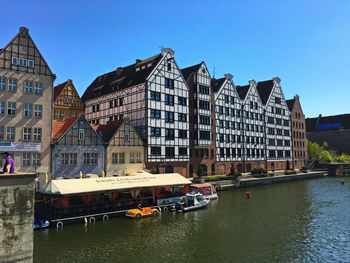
[190,183,218,200]
[33,218,50,230]
[175,193,210,212]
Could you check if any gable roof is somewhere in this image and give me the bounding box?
[0,27,55,77]
[211,78,226,93]
[181,62,202,80]
[92,120,125,143]
[306,114,350,132]
[53,80,69,101]
[286,98,295,111]
[52,116,79,142]
[256,80,274,105]
[235,85,250,100]
[81,53,163,102]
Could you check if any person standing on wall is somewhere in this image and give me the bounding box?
[1,152,15,174]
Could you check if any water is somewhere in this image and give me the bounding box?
[34,177,350,262]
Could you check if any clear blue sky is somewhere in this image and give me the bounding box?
[1,0,349,117]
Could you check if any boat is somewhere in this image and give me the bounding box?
[175,193,210,212]
[190,183,218,200]
[125,206,161,219]
[34,218,50,230]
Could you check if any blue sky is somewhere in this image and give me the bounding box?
[1,0,349,117]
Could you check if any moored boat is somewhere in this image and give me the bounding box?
[175,193,210,212]
[190,183,218,200]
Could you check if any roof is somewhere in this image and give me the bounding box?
[211,78,226,93]
[286,98,295,111]
[190,183,212,188]
[181,62,202,80]
[52,116,79,141]
[256,80,274,105]
[235,85,250,100]
[40,173,192,195]
[81,53,163,102]
[92,119,125,143]
[306,114,350,132]
[53,80,69,101]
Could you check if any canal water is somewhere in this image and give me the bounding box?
[34,177,350,263]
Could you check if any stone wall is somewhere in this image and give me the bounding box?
[307,129,350,154]
[0,174,36,263]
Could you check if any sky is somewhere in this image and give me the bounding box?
[1,0,349,118]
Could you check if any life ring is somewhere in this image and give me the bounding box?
[56,221,63,228]
[89,217,96,223]
[103,215,109,221]
[162,207,168,212]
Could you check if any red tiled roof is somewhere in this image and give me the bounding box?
[53,80,69,102]
[94,120,125,143]
[52,116,79,141]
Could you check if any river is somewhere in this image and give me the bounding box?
[34,177,350,263]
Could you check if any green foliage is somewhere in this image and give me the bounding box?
[307,140,350,163]
[202,175,228,181]
[251,167,267,175]
[335,153,350,163]
[285,169,297,175]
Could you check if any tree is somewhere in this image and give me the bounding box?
[307,141,334,163]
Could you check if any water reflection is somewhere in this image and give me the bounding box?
[34,178,350,263]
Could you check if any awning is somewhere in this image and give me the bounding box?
[40,173,191,195]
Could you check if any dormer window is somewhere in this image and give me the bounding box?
[124,133,130,142]
[78,129,85,141]
[167,61,171,71]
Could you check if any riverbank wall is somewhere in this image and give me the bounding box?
[0,173,36,263]
[238,171,327,188]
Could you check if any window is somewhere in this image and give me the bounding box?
[278,150,284,158]
[225,95,230,104]
[34,104,42,118]
[33,128,42,141]
[22,153,31,166]
[33,153,41,166]
[35,82,43,95]
[0,77,6,90]
[225,107,229,116]
[165,129,175,140]
[151,147,161,156]
[150,109,161,119]
[178,113,187,122]
[61,153,69,165]
[150,91,161,101]
[112,153,118,164]
[199,100,210,110]
[269,150,276,158]
[165,78,174,89]
[199,115,210,125]
[165,147,175,158]
[24,104,32,117]
[8,78,17,91]
[119,98,124,106]
[0,127,4,140]
[231,96,235,104]
[283,119,289,126]
[179,148,187,156]
[275,97,281,104]
[6,127,15,140]
[124,133,130,142]
[199,131,210,140]
[219,106,223,115]
[165,94,174,106]
[109,100,114,108]
[178,96,187,106]
[0,102,4,115]
[130,152,142,163]
[118,153,125,164]
[167,61,172,71]
[179,129,187,139]
[23,128,32,141]
[70,153,77,165]
[79,129,85,140]
[28,60,34,68]
[114,99,119,107]
[150,127,161,137]
[12,57,18,65]
[19,58,27,67]
[198,85,209,95]
[7,102,16,116]
[284,130,290,136]
[165,111,174,123]
[24,80,33,93]
[84,153,98,165]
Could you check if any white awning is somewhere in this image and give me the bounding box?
[40,173,191,195]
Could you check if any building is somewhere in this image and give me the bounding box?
[52,115,104,178]
[53,79,84,120]
[256,78,293,170]
[93,119,144,176]
[82,48,190,176]
[287,95,308,169]
[181,62,215,177]
[0,27,55,173]
[212,74,243,174]
[306,114,350,154]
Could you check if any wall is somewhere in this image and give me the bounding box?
[307,130,350,154]
[0,174,36,263]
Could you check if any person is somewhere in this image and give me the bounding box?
[1,152,15,174]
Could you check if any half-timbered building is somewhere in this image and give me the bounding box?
[82,48,190,176]
[0,27,55,173]
[93,119,144,176]
[53,79,84,120]
[257,78,293,170]
[212,74,243,174]
[52,115,104,178]
[181,62,214,177]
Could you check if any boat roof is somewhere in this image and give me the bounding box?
[40,173,191,195]
[191,183,212,188]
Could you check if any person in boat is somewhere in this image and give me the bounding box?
[1,152,15,175]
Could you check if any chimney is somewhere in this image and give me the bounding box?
[135,59,142,64]
[161,48,175,57]
[224,73,233,80]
